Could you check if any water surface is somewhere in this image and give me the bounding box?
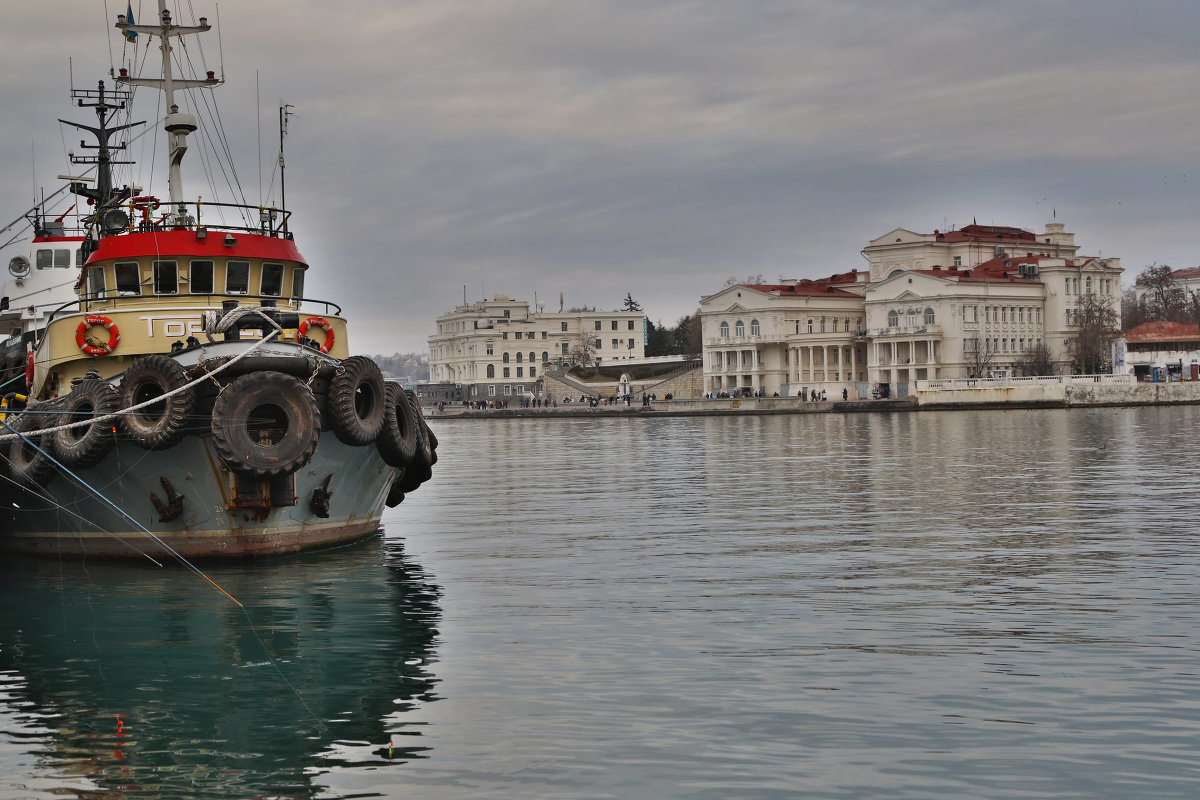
[3,407,1200,798]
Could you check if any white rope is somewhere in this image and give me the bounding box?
[0,328,285,441]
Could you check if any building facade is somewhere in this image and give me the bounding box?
[700,221,1123,397]
[428,294,647,400]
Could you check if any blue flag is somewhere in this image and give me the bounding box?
[124,2,137,42]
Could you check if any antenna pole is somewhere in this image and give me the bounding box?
[280,104,293,232]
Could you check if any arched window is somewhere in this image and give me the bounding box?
[924,307,935,325]
[542,351,549,362]
[907,309,917,326]
[888,310,899,327]
[502,352,510,363]
[750,319,760,336]
[486,364,495,378]
[529,352,535,363]
[807,318,813,333]
[720,321,729,338]
[735,320,745,337]
[516,352,523,362]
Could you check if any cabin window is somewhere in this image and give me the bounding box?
[291,267,305,299]
[35,248,72,269]
[261,262,284,296]
[153,260,178,295]
[226,261,250,294]
[189,260,214,294]
[115,262,141,296]
[87,265,106,297]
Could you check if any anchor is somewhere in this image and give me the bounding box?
[310,473,334,518]
[149,476,185,523]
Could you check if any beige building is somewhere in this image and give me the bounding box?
[428,294,646,400]
[701,221,1122,397]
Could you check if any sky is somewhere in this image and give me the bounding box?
[2,0,1200,355]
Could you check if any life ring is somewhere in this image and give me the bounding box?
[298,316,335,353]
[119,354,196,450]
[325,355,385,446]
[375,381,418,468]
[54,380,120,469]
[210,371,320,480]
[25,352,34,390]
[6,405,57,489]
[75,315,121,357]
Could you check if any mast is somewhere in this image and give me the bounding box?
[115,1,221,226]
[60,81,141,231]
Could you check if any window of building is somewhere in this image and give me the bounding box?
[503,367,510,378]
[953,255,962,266]
[226,260,250,294]
[487,364,495,378]
[488,385,496,396]
[261,262,284,296]
[594,338,602,349]
[832,318,839,332]
[845,317,851,331]
[516,367,523,377]
[888,310,898,327]
[906,310,916,327]
[503,310,510,318]
[515,331,523,340]
[562,343,569,354]
[115,262,141,295]
[611,321,618,330]
[750,319,760,336]
[628,320,635,330]
[924,307,934,325]
[595,321,602,331]
[502,331,508,340]
[152,260,178,294]
[612,339,619,349]
[562,322,568,331]
[189,260,214,294]
[720,321,730,338]
[516,352,523,362]
[542,331,547,339]
[820,317,827,332]
[502,352,510,363]
[1019,307,1025,323]
[735,320,745,337]
[1085,275,1092,294]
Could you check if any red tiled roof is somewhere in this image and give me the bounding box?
[745,282,860,298]
[1124,321,1200,342]
[1171,267,1200,280]
[933,223,1037,243]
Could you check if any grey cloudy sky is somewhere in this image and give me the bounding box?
[3,1,1200,354]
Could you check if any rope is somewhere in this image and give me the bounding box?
[0,328,283,441]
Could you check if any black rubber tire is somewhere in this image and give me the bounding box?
[326,356,385,446]
[120,355,195,450]
[399,392,433,492]
[210,371,320,480]
[5,405,58,489]
[54,380,120,469]
[423,421,438,465]
[384,477,405,508]
[375,382,418,468]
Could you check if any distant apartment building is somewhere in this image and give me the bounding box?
[700,221,1123,397]
[428,294,647,400]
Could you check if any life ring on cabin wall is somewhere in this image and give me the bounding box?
[298,316,335,353]
[75,315,121,357]
[25,352,34,390]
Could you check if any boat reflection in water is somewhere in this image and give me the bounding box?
[0,537,441,799]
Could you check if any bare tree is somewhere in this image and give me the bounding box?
[963,337,996,378]
[1135,264,1188,321]
[567,331,597,367]
[1070,292,1121,374]
[1015,342,1056,376]
[723,274,766,288]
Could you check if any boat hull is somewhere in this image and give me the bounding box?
[0,431,398,558]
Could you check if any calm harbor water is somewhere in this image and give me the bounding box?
[2,406,1200,799]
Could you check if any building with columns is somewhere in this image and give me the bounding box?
[428,294,647,400]
[700,220,1122,397]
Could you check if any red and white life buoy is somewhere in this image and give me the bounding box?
[75,315,121,357]
[25,351,34,390]
[298,316,335,353]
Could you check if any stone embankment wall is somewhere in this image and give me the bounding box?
[917,381,1200,408]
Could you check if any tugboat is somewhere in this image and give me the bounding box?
[0,2,436,558]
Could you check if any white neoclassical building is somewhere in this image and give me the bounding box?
[700,221,1123,397]
[428,294,646,400]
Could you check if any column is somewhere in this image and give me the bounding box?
[837,345,844,383]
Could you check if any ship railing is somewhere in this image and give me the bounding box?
[109,200,294,239]
[44,291,343,328]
